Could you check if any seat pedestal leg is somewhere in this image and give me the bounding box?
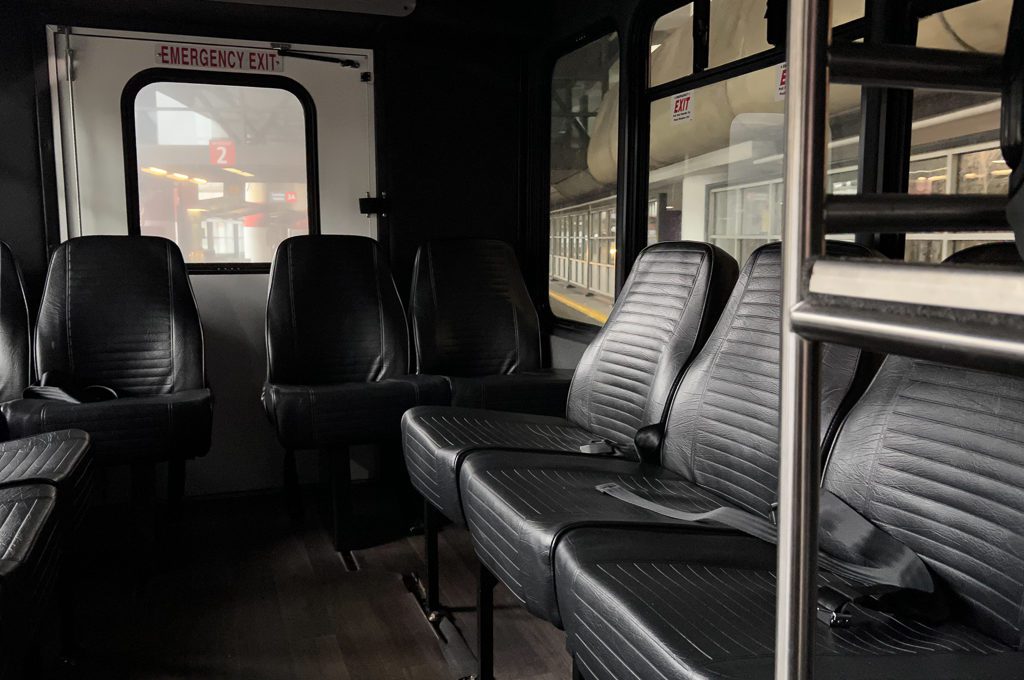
[283,448,303,525]
[476,562,497,680]
[424,500,442,620]
[58,562,77,661]
[328,446,352,551]
[167,457,186,522]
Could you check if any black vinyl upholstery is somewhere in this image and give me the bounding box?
[409,239,572,415]
[0,241,31,407]
[263,235,449,448]
[0,484,60,680]
[0,430,93,535]
[556,529,1020,680]
[403,242,738,525]
[411,239,544,377]
[553,242,1024,679]
[458,242,868,625]
[1,236,212,465]
[36,236,205,396]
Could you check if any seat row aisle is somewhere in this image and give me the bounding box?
[404,241,1024,679]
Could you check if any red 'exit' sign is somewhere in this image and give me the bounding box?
[210,140,235,166]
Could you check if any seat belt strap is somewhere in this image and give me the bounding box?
[595,483,935,596]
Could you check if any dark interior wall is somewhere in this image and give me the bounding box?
[0,0,545,309]
[0,8,50,311]
[378,24,530,297]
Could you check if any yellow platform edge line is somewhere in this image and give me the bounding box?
[549,290,609,324]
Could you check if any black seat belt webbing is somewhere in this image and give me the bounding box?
[596,482,936,614]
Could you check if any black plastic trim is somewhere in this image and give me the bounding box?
[187,262,272,275]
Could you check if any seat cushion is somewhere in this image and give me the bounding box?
[0,430,94,533]
[1,389,212,465]
[447,368,574,416]
[264,376,449,449]
[402,407,603,524]
[459,451,735,626]
[556,528,1021,680]
[0,485,60,679]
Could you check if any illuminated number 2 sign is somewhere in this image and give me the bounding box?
[210,140,236,166]
[671,91,694,124]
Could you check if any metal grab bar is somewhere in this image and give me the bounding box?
[824,194,1009,232]
[830,42,1003,92]
[775,0,831,678]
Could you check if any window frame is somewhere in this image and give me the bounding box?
[543,20,622,338]
[120,67,320,275]
[541,3,869,339]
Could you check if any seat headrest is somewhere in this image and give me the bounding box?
[942,241,1023,267]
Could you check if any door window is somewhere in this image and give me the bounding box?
[130,79,315,264]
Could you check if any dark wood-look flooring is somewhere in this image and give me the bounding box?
[68,491,571,680]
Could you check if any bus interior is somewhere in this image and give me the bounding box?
[1,0,1024,678]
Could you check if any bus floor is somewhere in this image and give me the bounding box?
[59,490,570,680]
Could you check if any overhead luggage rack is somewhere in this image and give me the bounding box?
[777,0,1024,678]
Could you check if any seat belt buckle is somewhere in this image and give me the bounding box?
[580,440,616,455]
[769,502,779,526]
[816,603,853,628]
[816,584,854,628]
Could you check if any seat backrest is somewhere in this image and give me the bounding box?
[266,235,409,385]
[565,242,737,449]
[661,242,870,518]
[36,236,205,396]
[0,242,31,403]
[824,242,1024,649]
[410,239,541,377]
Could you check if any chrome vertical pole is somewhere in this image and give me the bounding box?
[776,0,831,679]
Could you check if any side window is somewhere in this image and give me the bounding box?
[644,1,863,266]
[548,33,620,327]
[128,78,315,266]
[905,1,1013,262]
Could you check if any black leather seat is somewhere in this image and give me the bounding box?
[409,239,574,416]
[0,484,61,680]
[262,235,449,549]
[458,242,871,626]
[403,242,738,527]
[0,240,94,534]
[1,236,212,509]
[403,242,737,615]
[555,242,1024,679]
[0,430,93,535]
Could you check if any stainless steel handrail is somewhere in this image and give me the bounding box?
[775,0,831,677]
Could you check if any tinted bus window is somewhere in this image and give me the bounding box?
[549,33,620,326]
[132,81,311,264]
[904,0,1013,263]
[651,5,693,87]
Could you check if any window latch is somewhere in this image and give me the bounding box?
[359,193,388,217]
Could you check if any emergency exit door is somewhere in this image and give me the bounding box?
[47,27,377,496]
